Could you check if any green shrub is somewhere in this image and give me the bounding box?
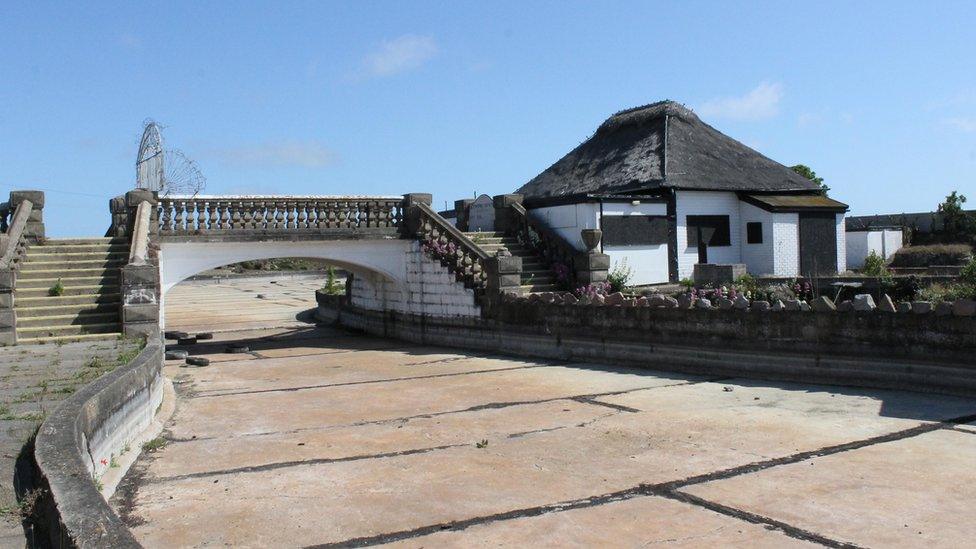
[962,256,976,286]
[607,259,633,293]
[890,244,972,267]
[919,282,976,303]
[48,278,64,297]
[322,266,343,295]
[861,251,890,277]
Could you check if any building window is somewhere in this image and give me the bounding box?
[746,222,763,244]
[686,215,731,247]
[602,215,669,246]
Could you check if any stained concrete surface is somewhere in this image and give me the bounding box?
[164,274,323,333]
[114,277,976,547]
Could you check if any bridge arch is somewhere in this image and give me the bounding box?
[157,239,413,327]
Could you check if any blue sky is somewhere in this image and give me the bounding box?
[2,1,975,236]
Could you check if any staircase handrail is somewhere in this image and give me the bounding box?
[509,202,580,284]
[0,199,34,270]
[128,200,153,265]
[408,201,490,290]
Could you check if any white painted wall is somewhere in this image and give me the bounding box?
[738,202,774,275]
[771,213,800,277]
[845,228,902,269]
[528,203,599,251]
[675,191,742,280]
[600,201,669,285]
[836,213,848,273]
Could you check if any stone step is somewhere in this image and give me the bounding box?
[33,243,129,254]
[462,232,506,238]
[19,259,126,271]
[16,312,120,328]
[17,322,122,339]
[24,251,128,262]
[14,302,120,318]
[14,293,122,308]
[17,332,123,345]
[15,275,120,289]
[16,284,120,299]
[16,266,122,278]
[43,237,119,245]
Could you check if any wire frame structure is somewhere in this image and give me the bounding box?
[136,121,164,192]
[135,120,206,196]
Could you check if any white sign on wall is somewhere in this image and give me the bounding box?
[467,194,495,232]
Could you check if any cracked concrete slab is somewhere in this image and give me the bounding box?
[118,277,976,547]
[684,429,976,548]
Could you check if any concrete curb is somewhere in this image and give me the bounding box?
[31,340,163,548]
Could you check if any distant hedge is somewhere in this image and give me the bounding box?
[890,244,973,267]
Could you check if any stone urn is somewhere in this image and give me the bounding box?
[581,229,602,252]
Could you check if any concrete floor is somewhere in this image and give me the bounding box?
[163,274,323,334]
[114,277,976,548]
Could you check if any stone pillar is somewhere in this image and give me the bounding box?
[120,263,160,339]
[8,190,44,242]
[401,193,433,236]
[0,268,15,345]
[575,229,609,285]
[492,193,524,235]
[485,255,523,295]
[453,199,475,231]
[126,189,158,236]
[108,195,127,238]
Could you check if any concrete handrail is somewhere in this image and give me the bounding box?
[0,199,33,269]
[32,340,163,548]
[128,200,153,265]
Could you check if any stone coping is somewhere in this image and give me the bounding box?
[32,340,163,548]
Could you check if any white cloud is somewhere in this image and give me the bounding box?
[797,112,823,128]
[697,82,784,121]
[210,141,338,168]
[363,35,437,77]
[945,117,976,132]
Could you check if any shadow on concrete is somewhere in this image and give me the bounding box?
[166,322,976,426]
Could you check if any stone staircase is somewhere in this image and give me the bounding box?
[463,232,561,294]
[14,238,126,344]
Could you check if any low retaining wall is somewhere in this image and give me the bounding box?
[30,341,163,548]
[316,294,976,397]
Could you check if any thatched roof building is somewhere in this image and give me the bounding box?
[516,100,820,202]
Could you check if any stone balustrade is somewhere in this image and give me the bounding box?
[404,195,490,291]
[157,195,403,235]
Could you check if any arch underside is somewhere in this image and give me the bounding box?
[157,239,413,328]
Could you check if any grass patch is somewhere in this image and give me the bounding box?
[142,437,167,453]
[47,278,64,297]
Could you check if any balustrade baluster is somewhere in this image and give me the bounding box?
[195,201,206,232]
[296,201,307,229]
[273,201,285,230]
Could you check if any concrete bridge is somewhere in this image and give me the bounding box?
[1,189,610,343]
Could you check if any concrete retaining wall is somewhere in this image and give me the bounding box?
[350,241,479,317]
[30,341,163,548]
[316,296,976,398]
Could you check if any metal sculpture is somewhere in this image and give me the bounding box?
[135,120,206,196]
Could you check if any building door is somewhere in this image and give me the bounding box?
[799,212,837,276]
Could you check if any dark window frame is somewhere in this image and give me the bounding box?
[746,222,764,244]
[686,215,731,247]
[601,215,669,247]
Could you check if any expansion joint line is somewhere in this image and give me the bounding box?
[306,411,976,548]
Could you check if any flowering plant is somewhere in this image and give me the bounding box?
[422,238,458,260]
[575,280,611,298]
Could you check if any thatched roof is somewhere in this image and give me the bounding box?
[517,100,820,201]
